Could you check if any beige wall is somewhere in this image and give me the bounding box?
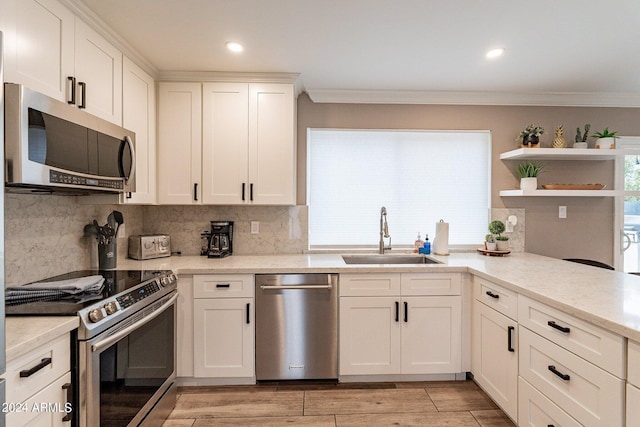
[297,93,640,264]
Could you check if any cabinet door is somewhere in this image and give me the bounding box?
[401,296,461,374]
[248,83,296,205]
[157,82,202,204]
[5,372,72,427]
[339,297,400,375]
[122,56,156,204]
[202,83,249,204]
[0,0,75,101]
[471,299,518,421]
[193,298,254,378]
[74,19,122,124]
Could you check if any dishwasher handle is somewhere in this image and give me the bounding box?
[260,284,333,290]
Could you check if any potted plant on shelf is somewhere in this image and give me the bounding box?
[574,123,590,148]
[593,127,618,149]
[488,220,509,251]
[517,161,544,191]
[484,234,497,251]
[518,124,544,148]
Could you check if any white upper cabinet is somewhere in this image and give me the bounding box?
[202,83,249,204]
[74,19,122,124]
[201,82,296,205]
[157,82,203,205]
[0,0,123,124]
[159,81,296,205]
[0,0,74,100]
[122,56,156,204]
[247,83,296,205]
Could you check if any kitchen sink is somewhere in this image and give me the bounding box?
[341,254,442,265]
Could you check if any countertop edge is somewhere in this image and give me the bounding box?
[5,316,79,363]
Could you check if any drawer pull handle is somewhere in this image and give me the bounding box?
[395,301,400,322]
[246,303,251,324]
[547,321,570,334]
[486,291,500,299]
[548,425,555,427]
[507,326,515,352]
[548,365,570,381]
[20,357,52,377]
[216,283,231,288]
[62,382,72,422]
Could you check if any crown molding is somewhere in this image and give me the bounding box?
[61,0,159,78]
[306,89,640,108]
[158,71,303,93]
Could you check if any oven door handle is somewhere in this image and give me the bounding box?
[91,293,178,353]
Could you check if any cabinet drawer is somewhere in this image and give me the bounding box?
[400,273,461,296]
[519,327,624,427]
[339,273,401,296]
[518,377,582,427]
[193,274,254,298]
[6,372,72,427]
[629,340,640,387]
[518,295,625,378]
[473,276,518,320]
[6,334,70,405]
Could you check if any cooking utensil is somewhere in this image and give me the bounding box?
[83,223,99,238]
[112,211,124,236]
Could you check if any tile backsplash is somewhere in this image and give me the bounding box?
[4,194,522,287]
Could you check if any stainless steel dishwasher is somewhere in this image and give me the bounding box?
[255,273,338,380]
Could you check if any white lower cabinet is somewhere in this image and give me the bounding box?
[519,326,624,426]
[627,340,640,427]
[518,376,582,427]
[192,275,255,380]
[471,297,518,421]
[5,334,72,426]
[339,273,461,377]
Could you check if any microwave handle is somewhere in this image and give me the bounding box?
[121,135,136,184]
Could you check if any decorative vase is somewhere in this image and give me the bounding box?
[520,177,538,191]
[552,125,567,148]
[522,135,540,148]
[573,142,588,149]
[496,240,509,251]
[485,241,497,251]
[595,137,615,149]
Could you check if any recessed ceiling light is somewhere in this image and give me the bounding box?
[486,48,505,59]
[226,41,244,53]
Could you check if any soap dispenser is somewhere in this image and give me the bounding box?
[414,233,424,253]
[423,234,431,254]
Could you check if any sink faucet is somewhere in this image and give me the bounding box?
[379,207,391,254]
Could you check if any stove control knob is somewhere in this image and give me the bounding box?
[88,308,107,323]
[104,301,120,315]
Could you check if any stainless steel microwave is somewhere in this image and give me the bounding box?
[3,83,135,194]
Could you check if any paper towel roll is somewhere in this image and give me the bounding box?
[433,219,449,256]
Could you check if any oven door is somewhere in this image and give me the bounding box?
[80,292,177,427]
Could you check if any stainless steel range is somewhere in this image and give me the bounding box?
[6,269,178,427]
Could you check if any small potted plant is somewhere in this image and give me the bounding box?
[574,124,590,149]
[518,124,544,148]
[517,161,544,191]
[593,127,618,149]
[484,234,497,251]
[488,220,509,251]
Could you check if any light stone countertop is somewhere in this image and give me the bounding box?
[119,251,640,343]
[5,316,79,363]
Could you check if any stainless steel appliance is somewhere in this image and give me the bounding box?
[1,29,7,426]
[6,269,177,427]
[128,235,171,260]
[255,274,338,380]
[3,83,136,194]
[207,221,233,258]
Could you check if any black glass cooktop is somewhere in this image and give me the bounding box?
[5,269,171,315]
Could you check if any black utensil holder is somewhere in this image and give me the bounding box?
[98,241,117,270]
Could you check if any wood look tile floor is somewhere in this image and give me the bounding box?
[163,380,515,426]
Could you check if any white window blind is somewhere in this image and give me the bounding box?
[307,129,491,248]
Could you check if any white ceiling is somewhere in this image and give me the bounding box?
[78,0,640,105]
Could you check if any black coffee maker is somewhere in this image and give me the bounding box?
[206,221,233,258]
